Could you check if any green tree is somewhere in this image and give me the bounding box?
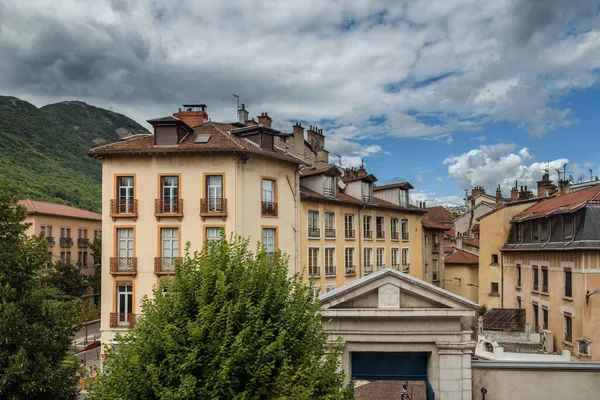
[0,189,82,399]
[90,237,353,399]
[88,237,102,298]
[42,260,88,298]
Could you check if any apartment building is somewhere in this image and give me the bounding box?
[18,199,101,300]
[300,160,427,294]
[88,104,307,342]
[443,247,479,302]
[421,218,450,288]
[501,185,600,360]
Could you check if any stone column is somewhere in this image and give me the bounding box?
[461,349,473,400]
[437,343,468,400]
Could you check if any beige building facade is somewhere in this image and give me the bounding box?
[444,248,479,303]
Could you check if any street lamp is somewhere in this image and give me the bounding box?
[586,288,600,304]
[466,283,479,288]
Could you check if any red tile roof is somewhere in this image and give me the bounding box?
[445,227,456,238]
[88,121,308,165]
[300,166,341,177]
[513,186,600,221]
[373,182,414,191]
[18,199,101,221]
[425,206,455,223]
[464,238,480,248]
[444,246,454,254]
[421,218,452,230]
[444,248,479,264]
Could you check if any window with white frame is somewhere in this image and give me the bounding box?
[401,219,409,240]
[324,212,335,238]
[363,215,372,239]
[323,176,335,197]
[117,228,134,259]
[308,247,320,277]
[391,248,399,270]
[564,314,573,343]
[206,175,223,211]
[311,285,321,300]
[391,218,399,240]
[324,248,335,276]
[402,248,410,271]
[376,216,385,239]
[206,227,222,241]
[376,247,385,270]
[363,247,373,274]
[399,189,409,207]
[325,284,336,293]
[262,228,276,253]
[116,282,133,324]
[344,247,356,275]
[308,210,320,237]
[345,214,355,238]
[161,228,179,271]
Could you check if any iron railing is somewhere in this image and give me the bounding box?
[308,266,320,277]
[200,198,227,217]
[78,238,89,248]
[308,228,320,238]
[154,257,183,274]
[565,331,572,343]
[377,264,385,271]
[60,237,73,247]
[261,201,278,217]
[110,313,137,329]
[46,236,55,246]
[325,265,336,276]
[376,230,385,239]
[110,199,138,216]
[402,263,410,272]
[323,187,335,197]
[391,231,399,240]
[391,264,399,271]
[345,265,356,276]
[364,264,373,274]
[109,257,137,276]
[154,198,183,215]
[402,232,409,241]
[345,229,355,239]
[363,230,373,239]
[324,228,336,238]
[362,195,373,203]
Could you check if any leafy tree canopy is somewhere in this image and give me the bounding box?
[91,237,353,399]
[0,188,82,399]
[42,260,88,299]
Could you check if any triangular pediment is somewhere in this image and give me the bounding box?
[319,269,478,311]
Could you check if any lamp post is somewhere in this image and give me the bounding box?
[586,288,600,304]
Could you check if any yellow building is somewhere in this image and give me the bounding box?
[299,165,427,294]
[443,247,479,303]
[18,199,102,302]
[501,185,600,360]
[88,104,307,343]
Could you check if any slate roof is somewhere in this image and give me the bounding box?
[444,247,479,264]
[18,199,101,221]
[88,121,308,165]
[513,186,600,221]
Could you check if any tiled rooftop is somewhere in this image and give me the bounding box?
[444,247,479,264]
[18,199,101,221]
[514,186,600,221]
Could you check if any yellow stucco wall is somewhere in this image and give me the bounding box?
[300,199,424,293]
[444,262,479,303]
[100,153,300,342]
[478,202,533,308]
[503,251,600,360]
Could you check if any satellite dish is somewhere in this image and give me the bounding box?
[569,174,575,183]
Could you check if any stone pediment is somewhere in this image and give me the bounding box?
[319,269,478,311]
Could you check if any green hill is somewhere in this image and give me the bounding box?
[0,96,149,212]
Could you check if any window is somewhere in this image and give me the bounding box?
[115,282,133,327]
[376,217,385,239]
[344,214,355,239]
[262,228,276,253]
[308,247,320,277]
[491,254,499,265]
[161,228,179,259]
[308,211,320,238]
[564,314,573,343]
[78,251,84,267]
[344,247,356,275]
[532,304,539,332]
[261,178,277,216]
[563,215,574,240]
[399,189,409,207]
[363,248,373,274]
[117,176,135,213]
[206,175,223,212]
[40,225,46,235]
[515,222,521,242]
[324,212,336,238]
[402,248,410,272]
[363,215,372,239]
[432,259,438,280]
[424,263,428,274]
[324,285,336,293]
[94,229,101,240]
[540,219,549,241]
[117,228,134,259]
[323,176,335,197]
[311,286,321,300]
[78,228,88,239]
[60,227,71,238]
[158,175,180,214]
[362,181,373,202]
[376,247,385,270]
[391,218,399,240]
[542,307,549,330]
[491,282,499,295]
[46,225,53,238]
[532,266,539,291]
[391,248,399,270]
[516,264,522,288]
[564,269,572,297]
[541,266,548,293]
[401,219,409,240]
[206,227,222,241]
[325,248,335,276]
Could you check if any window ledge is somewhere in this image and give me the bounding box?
[540,292,549,296]
[563,296,574,302]
[516,286,522,291]
[324,237,336,240]
[489,293,500,297]
[490,263,499,267]
[531,290,539,294]
[563,340,574,347]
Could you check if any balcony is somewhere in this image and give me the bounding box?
[362,195,373,203]
[533,281,539,291]
[402,263,410,272]
[364,230,373,239]
[402,232,409,241]
[109,257,137,276]
[154,257,183,275]
[46,236,55,247]
[60,237,73,248]
[376,230,385,240]
[564,331,572,344]
[110,313,137,329]
[542,283,548,293]
[345,265,356,276]
[377,264,385,271]
[308,266,320,278]
[323,187,335,197]
[345,229,355,239]
[324,228,336,238]
[391,264,399,271]
[432,243,440,253]
[110,199,138,220]
[364,264,373,275]
[154,198,184,221]
[200,198,227,221]
[391,231,399,240]
[308,228,320,238]
[78,238,89,248]
[325,265,336,277]
[261,201,278,217]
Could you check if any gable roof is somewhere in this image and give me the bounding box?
[300,165,342,177]
[476,198,540,221]
[343,173,378,183]
[319,268,478,309]
[88,121,309,166]
[425,206,455,223]
[421,218,452,231]
[18,199,101,221]
[444,247,479,264]
[513,186,600,221]
[373,182,414,191]
[455,201,496,220]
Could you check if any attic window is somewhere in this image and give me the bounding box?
[324,176,335,197]
[563,215,574,240]
[195,134,211,143]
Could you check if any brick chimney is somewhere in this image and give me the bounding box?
[258,112,272,127]
[292,122,305,159]
[472,186,485,198]
[343,167,358,182]
[537,172,556,198]
[307,125,325,151]
[518,186,533,201]
[237,104,249,125]
[357,160,367,178]
[510,181,519,201]
[246,118,258,126]
[173,104,208,127]
[496,185,504,206]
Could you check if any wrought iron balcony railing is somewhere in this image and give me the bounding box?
[391,264,399,271]
[308,228,320,238]
[110,199,138,219]
[345,229,355,239]
[110,312,137,329]
[261,201,278,217]
[402,232,409,241]
[391,231,399,240]
[345,265,356,276]
[154,199,183,220]
[200,198,227,220]
[323,187,335,197]
[324,228,336,238]
[325,265,336,276]
[46,236,55,246]
[308,266,320,277]
[376,230,385,239]
[78,238,89,248]
[363,230,373,239]
[154,257,183,275]
[60,237,73,248]
[109,257,137,276]
[377,264,385,271]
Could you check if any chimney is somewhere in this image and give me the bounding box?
[246,118,258,126]
[496,185,504,206]
[315,149,329,169]
[307,125,325,151]
[343,167,358,182]
[173,104,208,127]
[357,160,367,178]
[537,173,556,198]
[257,112,272,127]
[510,181,519,201]
[238,104,249,125]
[472,186,485,198]
[292,122,305,159]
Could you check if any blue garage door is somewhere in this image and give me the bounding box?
[351,351,428,381]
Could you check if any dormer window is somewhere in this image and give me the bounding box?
[362,182,373,203]
[324,176,336,197]
[399,189,409,207]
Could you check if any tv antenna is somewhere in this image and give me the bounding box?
[331,152,342,167]
[232,94,240,111]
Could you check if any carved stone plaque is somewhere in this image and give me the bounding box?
[379,283,400,308]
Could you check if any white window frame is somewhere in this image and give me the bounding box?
[262,228,276,253]
[391,247,399,270]
[117,228,134,258]
[324,211,336,239]
[363,215,373,239]
[307,210,320,238]
[401,247,410,272]
[308,247,320,277]
[161,228,179,258]
[363,247,373,274]
[344,214,355,238]
[324,247,336,276]
[206,227,222,241]
[344,246,356,275]
[376,247,385,270]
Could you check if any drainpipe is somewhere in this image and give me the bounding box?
[501,251,504,308]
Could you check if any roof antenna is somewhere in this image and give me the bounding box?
[232,94,240,111]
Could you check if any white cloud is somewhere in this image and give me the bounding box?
[436,177,444,182]
[472,136,487,142]
[443,144,568,194]
[410,190,464,207]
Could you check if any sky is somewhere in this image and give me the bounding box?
[1,0,600,207]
